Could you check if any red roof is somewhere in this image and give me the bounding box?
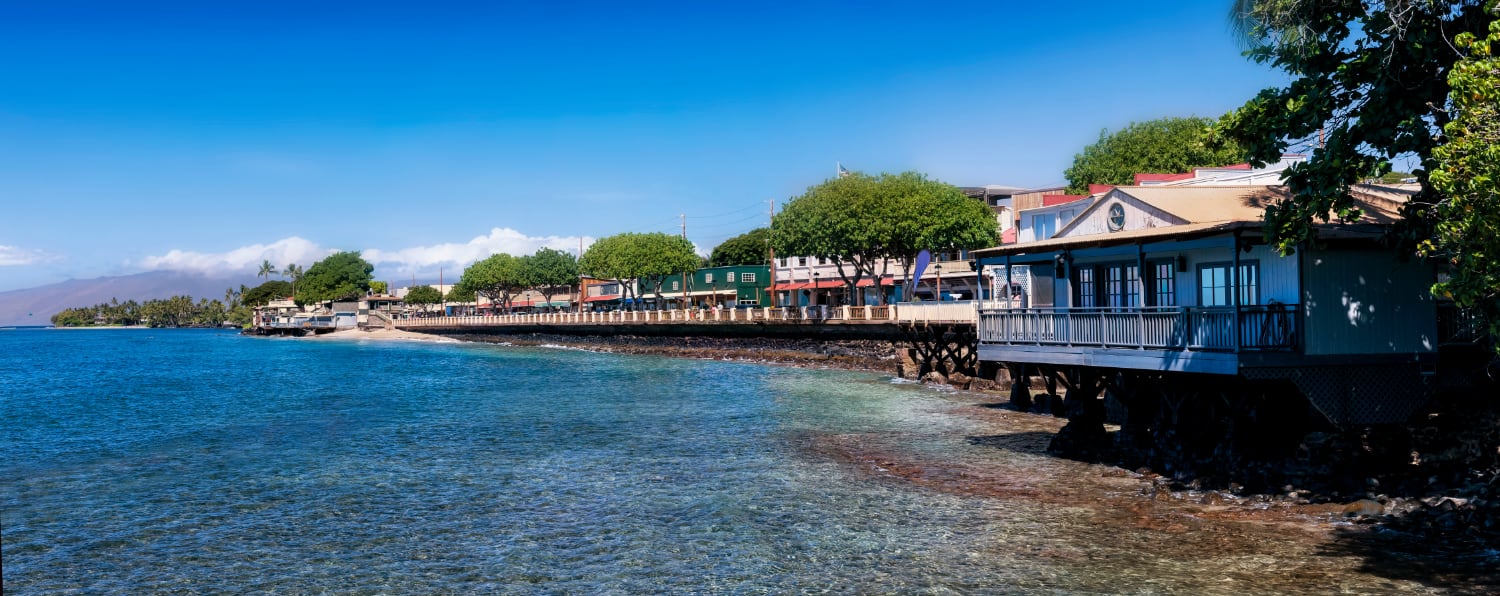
[1133,172,1194,184]
[1001,227,1017,244]
[775,278,894,291]
[1041,194,1088,206]
[1087,184,1115,195]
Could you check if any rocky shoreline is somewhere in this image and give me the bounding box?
[436,331,905,374]
[420,329,1500,561]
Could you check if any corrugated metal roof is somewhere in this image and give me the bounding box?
[977,184,1406,257]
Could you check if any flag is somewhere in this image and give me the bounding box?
[837,162,850,178]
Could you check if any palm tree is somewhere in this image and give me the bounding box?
[258,260,277,281]
[284,263,305,298]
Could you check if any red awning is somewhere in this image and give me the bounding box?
[583,295,621,302]
[772,282,805,291]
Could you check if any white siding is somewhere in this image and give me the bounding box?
[1061,199,1176,237]
[1248,244,1299,304]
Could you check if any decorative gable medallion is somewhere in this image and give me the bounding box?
[1107,203,1125,232]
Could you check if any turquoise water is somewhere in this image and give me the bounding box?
[0,328,1451,593]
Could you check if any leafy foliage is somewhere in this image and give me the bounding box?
[1220,0,1492,255]
[1430,12,1500,343]
[241,280,293,307]
[403,285,444,306]
[771,171,997,304]
[526,247,579,308]
[455,253,526,311]
[579,232,698,309]
[50,295,231,328]
[294,251,373,304]
[709,228,770,267]
[1063,117,1245,194]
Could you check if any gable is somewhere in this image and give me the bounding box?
[1055,189,1189,239]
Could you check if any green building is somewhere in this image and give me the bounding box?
[637,265,770,308]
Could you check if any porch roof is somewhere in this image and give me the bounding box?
[975,184,1406,259]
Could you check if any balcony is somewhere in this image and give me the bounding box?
[978,304,1298,353]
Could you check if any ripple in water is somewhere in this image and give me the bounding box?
[0,329,1458,593]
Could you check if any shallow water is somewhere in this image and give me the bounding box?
[0,328,1470,593]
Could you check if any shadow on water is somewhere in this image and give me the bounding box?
[959,394,1500,592]
[1318,526,1500,592]
[964,431,1057,457]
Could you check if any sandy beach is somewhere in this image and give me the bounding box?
[306,327,461,343]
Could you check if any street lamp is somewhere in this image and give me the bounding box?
[813,272,820,307]
[934,263,943,301]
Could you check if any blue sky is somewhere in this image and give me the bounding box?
[0,1,1286,292]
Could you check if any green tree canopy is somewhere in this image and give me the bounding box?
[709,228,770,267]
[403,285,444,307]
[456,253,527,311]
[1221,0,1494,339]
[524,247,579,308]
[241,280,293,307]
[1431,12,1500,343]
[580,232,698,309]
[1063,116,1245,194]
[294,251,374,304]
[772,171,998,304]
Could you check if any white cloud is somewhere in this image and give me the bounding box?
[363,228,593,273]
[137,237,334,274]
[134,229,595,277]
[0,245,60,266]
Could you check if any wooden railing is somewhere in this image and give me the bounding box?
[383,304,942,328]
[978,304,1298,352]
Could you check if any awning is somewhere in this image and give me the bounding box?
[583,295,621,303]
[774,278,897,291]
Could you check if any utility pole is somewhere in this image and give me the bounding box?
[577,236,584,313]
[439,267,444,317]
[680,214,689,311]
[767,198,777,308]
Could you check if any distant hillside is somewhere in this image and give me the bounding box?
[0,271,263,326]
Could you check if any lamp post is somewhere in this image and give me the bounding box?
[934,263,943,301]
[813,272,820,307]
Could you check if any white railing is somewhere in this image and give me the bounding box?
[978,305,1298,352]
[893,300,978,324]
[378,303,988,329]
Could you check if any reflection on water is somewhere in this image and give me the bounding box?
[0,329,1477,593]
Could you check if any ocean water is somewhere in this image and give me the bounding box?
[0,328,1452,594]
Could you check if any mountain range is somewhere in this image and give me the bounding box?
[0,271,264,327]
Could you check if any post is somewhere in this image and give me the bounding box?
[1231,232,1242,352]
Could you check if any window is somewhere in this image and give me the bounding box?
[672,281,679,291]
[1076,266,1097,308]
[1198,261,1259,307]
[1059,209,1076,225]
[1151,262,1176,307]
[798,257,807,266]
[741,273,756,283]
[1033,214,1057,239]
[1103,265,1139,307]
[1238,263,1259,306]
[704,273,714,284]
[1199,265,1228,307]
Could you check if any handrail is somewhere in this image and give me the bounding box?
[977,304,1298,352]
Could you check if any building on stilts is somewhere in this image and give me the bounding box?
[970,184,1484,468]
